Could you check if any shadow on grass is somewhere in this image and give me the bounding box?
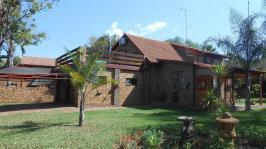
[0,121,76,137]
[0,103,73,112]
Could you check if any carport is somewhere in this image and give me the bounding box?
[0,67,69,105]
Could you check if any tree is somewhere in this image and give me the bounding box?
[165,36,201,49]
[88,34,118,51]
[61,47,108,126]
[165,36,184,45]
[0,0,57,67]
[211,63,228,100]
[214,9,266,111]
[202,44,216,52]
[13,56,21,66]
[166,36,216,52]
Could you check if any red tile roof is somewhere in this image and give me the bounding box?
[125,34,184,63]
[20,56,55,67]
[123,33,227,63]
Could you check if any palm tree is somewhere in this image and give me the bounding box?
[215,9,265,111]
[211,63,228,100]
[61,47,107,126]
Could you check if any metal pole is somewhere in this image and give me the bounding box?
[185,9,188,43]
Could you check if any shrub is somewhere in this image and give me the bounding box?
[237,125,266,148]
[202,89,220,111]
[141,129,164,149]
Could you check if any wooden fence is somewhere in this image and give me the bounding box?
[56,47,144,69]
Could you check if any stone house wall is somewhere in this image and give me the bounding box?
[0,79,54,103]
[83,69,143,106]
[144,62,194,105]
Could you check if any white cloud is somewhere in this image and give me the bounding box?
[144,21,167,33]
[128,30,138,36]
[106,22,124,37]
[106,21,167,37]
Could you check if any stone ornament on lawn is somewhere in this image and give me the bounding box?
[216,112,239,139]
[177,116,195,148]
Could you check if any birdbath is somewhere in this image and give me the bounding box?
[216,112,239,139]
[177,116,195,147]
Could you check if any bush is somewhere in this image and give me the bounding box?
[202,89,220,111]
[141,129,164,149]
[237,125,266,148]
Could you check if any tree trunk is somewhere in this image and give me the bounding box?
[6,39,14,67]
[78,91,85,127]
[245,70,251,111]
[217,77,221,100]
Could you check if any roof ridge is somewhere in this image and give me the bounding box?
[125,33,225,56]
[22,56,55,59]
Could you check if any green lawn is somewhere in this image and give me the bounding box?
[235,98,266,105]
[0,106,266,148]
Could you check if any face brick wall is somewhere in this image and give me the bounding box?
[83,69,143,106]
[144,62,194,106]
[0,80,54,103]
[84,71,113,106]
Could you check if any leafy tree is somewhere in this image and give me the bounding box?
[13,56,21,66]
[165,36,184,45]
[202,44,216,52]
[166,36,201,49]
[166,36,216,52]
[88,34,118,51]
[214,9,266,111]
[0,0,58,67]
[185,39,201,49]
[61,47,109,126]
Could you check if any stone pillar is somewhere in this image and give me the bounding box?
[113,68,120,106]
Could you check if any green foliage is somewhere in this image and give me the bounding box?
[13,56,21,66]
[202,89,220,111]
[166,36,217,52]
[251,83,260,98]
[0,0,58,66]
[88,34,118,51]
[216,9,265,69]
[60,47,106,92]
[202,44,216,52]
[166,36,201,49]
[141,129,164,149]
[237,125,266,148]
[212,63,228,99]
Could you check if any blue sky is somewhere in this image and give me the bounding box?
[23,0,264,58]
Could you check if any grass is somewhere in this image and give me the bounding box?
[235,97,266,105]
[0,106,266,148]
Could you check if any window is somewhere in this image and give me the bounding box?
[125,78,137,86]
[28,79,54,87]
[171,71,184,89]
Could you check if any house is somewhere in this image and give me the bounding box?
[0,34,264,107]
[55,33,230,107]
[111,33,227,106]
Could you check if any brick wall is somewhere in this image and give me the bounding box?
[0,80,54,103]
[83,69,144,106]
[145,62,194,106]
[84,71,113,106]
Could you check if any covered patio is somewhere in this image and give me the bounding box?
[225,67,265,109]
